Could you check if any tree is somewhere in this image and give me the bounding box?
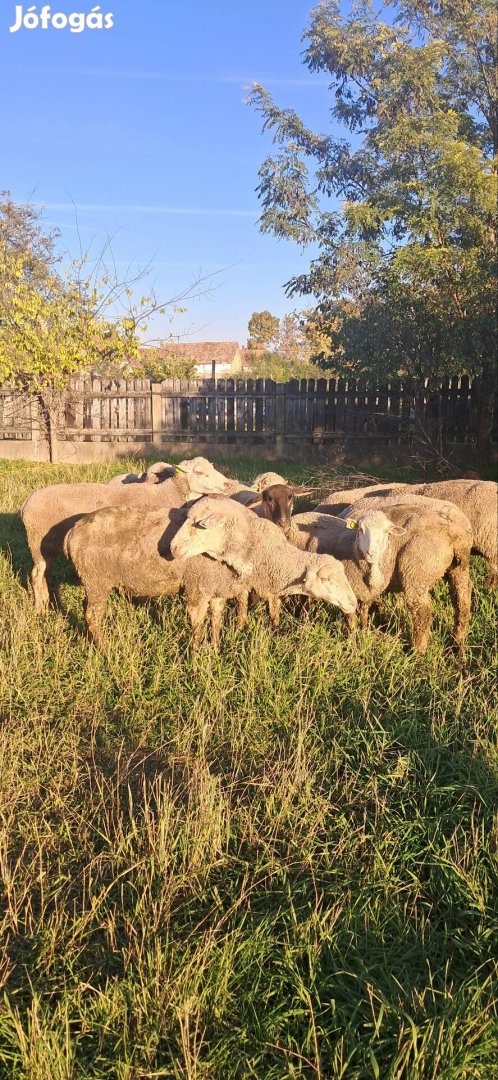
[247,310,280,350]
[0,194,208,460]
[139,348,198,381]
[249,0,497,462]
[244,311,325,380]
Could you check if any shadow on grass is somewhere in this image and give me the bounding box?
[0,511,32,588]
[0,511,80,605]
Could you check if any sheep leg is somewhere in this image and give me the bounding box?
[209,597,226,650]
[359,602,370,630]
[267,596,281,629]
[236,591,249,630]
[30,557,52,614]
[447,564,472,655]
[188,597,210,647]
[83,594,108,649]
[406,594,432,654]
[345,612,357,633]
[486,564,497,590]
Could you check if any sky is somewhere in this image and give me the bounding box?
[1,0,335,345]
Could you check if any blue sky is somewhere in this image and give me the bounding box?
[1,0,334,345]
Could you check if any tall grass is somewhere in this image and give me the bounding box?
[0,458,497,1078]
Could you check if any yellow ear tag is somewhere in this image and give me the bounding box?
[346,519,358,530]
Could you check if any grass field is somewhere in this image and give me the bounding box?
[0,457,497,1079]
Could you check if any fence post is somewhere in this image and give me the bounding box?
[151,382,162,450]
[276,383,285,456]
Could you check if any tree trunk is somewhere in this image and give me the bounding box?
[37,393,59,463]
[47,409,59,464]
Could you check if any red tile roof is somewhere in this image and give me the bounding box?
[140,342,240,366]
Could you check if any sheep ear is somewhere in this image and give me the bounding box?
[317,565,331,579]
[244,492,263,506]
[196,513,222,529]
[389,524,406,536]
[345,518,358,530]
[291,486,313,497]
[174,465,186,475]
[223,554,253,578]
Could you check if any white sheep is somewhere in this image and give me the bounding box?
[19,459,231,614]
[316,478,497,586]
[170,496,358,635]
[287,497,473,654]
[343,496,472,653]
[64,498,356,649]
[108,461,175,485]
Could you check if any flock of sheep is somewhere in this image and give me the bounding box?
[19,458,497,655]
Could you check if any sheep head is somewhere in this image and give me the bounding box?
[259,484,294,535]
[347,509,406,589]
[143,461,175,483]
[170,496,253,577]
[255,482,315,534]
[300,556,358,614]
[176,457,232,497]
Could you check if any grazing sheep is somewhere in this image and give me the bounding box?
[286,498,473,653]
[341,497,472,654]
[251,471,288,490]
[64,505,185,647]
[284,508,409,630]
[108,462,175,485]
[316,478,497,587]
[243,479,315,536]
[64,498,356,649]
[315,482,405,515]
[256,484,296,535]
[19,460,231,614]
[412,480,497,588]
[63,503,248,649]
[170,496,358,634]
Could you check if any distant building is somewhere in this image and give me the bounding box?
[140,341,243,378]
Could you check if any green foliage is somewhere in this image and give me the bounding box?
[245,312,325,380]
[0,194,141,394]
[247,309,280,350]
[0,458,497,1077]
[138,346,198,381]
[244,348,324,381]
[0,195,212,459]
[249,0,497,386]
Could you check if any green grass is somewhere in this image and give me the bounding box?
[0,458,497,1079]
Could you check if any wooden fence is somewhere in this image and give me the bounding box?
[1,375,496,462]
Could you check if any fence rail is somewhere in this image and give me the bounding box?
[1,375,496,458]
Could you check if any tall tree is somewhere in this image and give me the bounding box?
[0,194,206,460]
[244,311,324,380]
[249,0,497,461]
[247,310,280,350]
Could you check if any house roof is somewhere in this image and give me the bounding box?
[140,341,240,365]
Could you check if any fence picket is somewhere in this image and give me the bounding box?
[236,379,246,435]
[217,380,226,436]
